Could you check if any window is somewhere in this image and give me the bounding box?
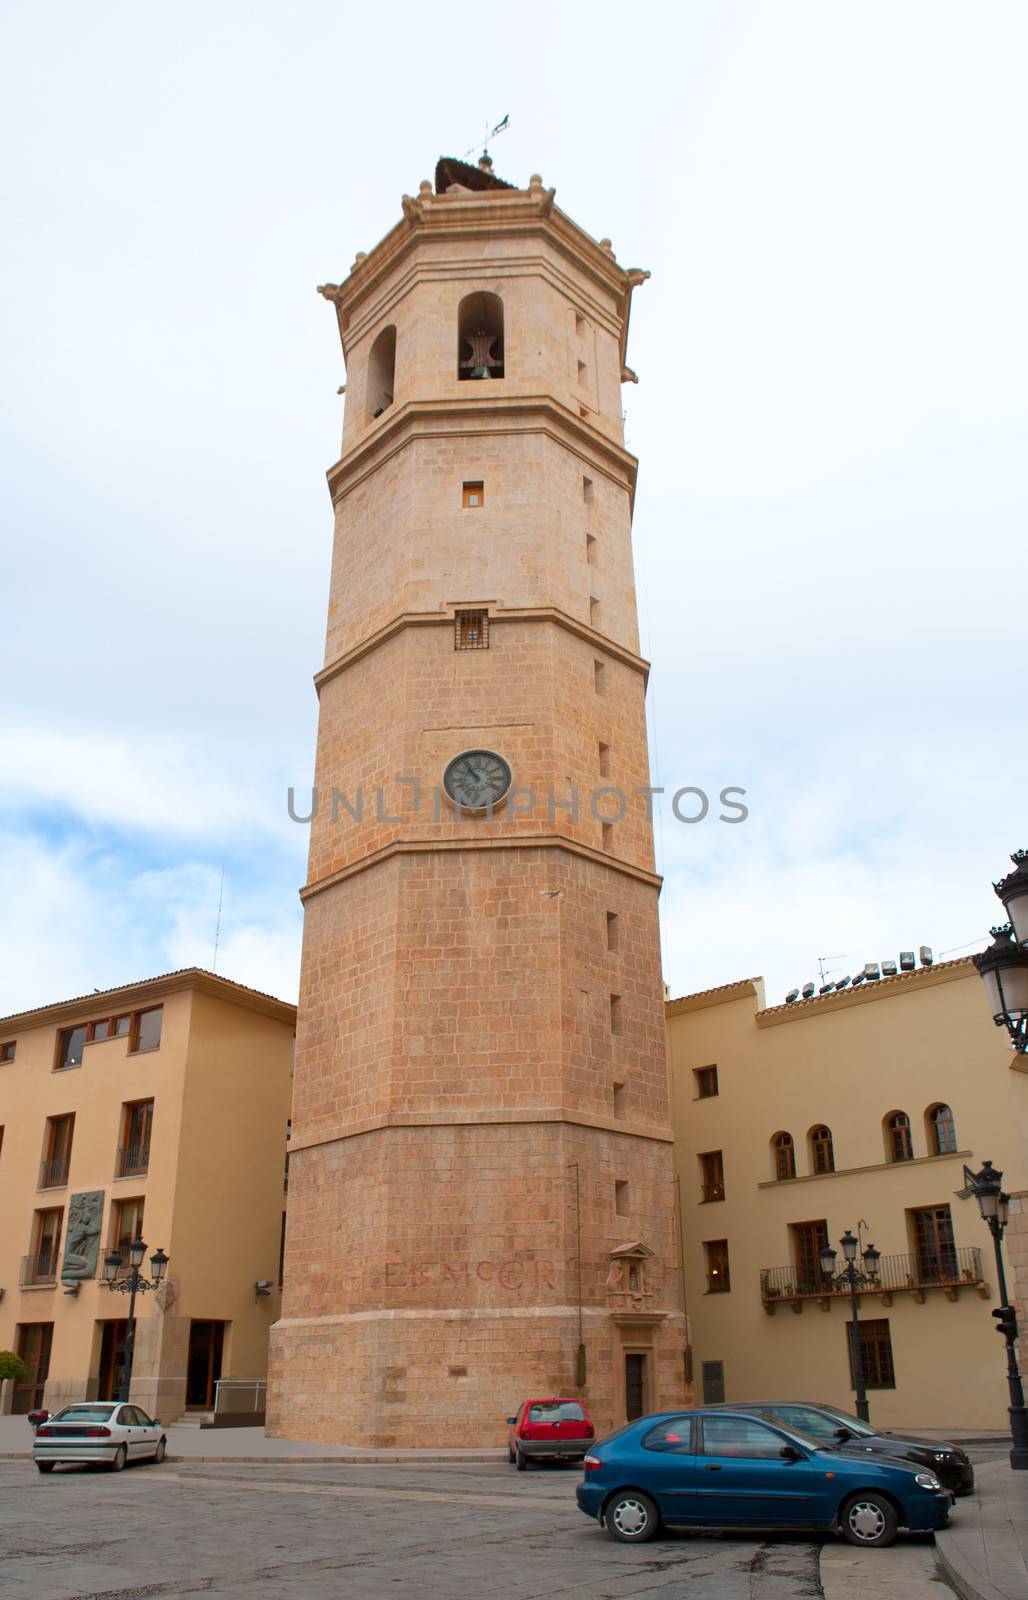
[694,1065,718,1099]
[809,1125,835,1174]
[850,1318,895,1389]
[885,1111,914,1162]
[614,1179,630,1217]
[589,597,601,629]
[704,1239,730,1293]
[117,1100,153,1178]
[598,742,611,778]
[772,1131,797,1181]
[701,1416,780,1458]
[56,1025,87,1070]
[586,532,597,566]
[111,1197,145,1255]
[25,1208,63,1284]
[699,1150,725,1203]
[458,291,504,380]
[609,994,622,1035]
[455,609,488,650]
[606,911,619,951]
[529,1401,586,1423]
[601,822,614,852]
[366,323,396,418]
[131,1008,162,1054]
[911,1204,959,1282]
[582,475,594,504]
[1,1040,15,1062]
[701,1361,726,1405]
[642,1417,693,1453]
[791,1220,829,1288]
[593,659,606,695]
[462,480,484,508]
[40,1114,74,1189]
[612,1081,626,1117]
[927,1103,957,1156]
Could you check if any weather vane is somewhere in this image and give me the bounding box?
[464,114,510,163]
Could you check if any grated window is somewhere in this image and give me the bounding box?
[455,609,489,650]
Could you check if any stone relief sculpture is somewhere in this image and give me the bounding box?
[605,1242,658,1310]
[61,1190,104,1284]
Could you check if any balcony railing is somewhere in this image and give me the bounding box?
[115,1144,149,1179]
[701,1183,726,1203]
[38,1156,70,1189]
[21,1252,59,1287]
[760,1246,985,1310]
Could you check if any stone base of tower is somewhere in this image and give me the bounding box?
[266,1307,687,1448]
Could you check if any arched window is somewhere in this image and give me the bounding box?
[772,1132,796,1182]
[885,1111,914,1163]
[926,1103,957,1156]
[367,325,396,420]
[458,292,504,380]
[809,1125,835,1174]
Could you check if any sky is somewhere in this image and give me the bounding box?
[1,1,1026,1017]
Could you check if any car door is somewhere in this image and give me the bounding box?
[120,1405,148,1458]
[635,1416,699,1525]
[696,1415,816,1526]
[131,1406,160,1456]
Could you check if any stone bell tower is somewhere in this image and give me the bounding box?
[267,156,689,1445]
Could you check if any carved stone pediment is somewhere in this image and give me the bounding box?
[605,1241,659,1310]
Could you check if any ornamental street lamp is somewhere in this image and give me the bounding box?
[820,1228,881,1424]
[958,1162,1028,1471]
[973,851,1028,1053]
[102,1242,169,1403]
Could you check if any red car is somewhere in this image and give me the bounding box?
[506,1398,595,1469]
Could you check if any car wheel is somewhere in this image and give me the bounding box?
[515,1445,529,1471]
[605,1490,660,1543]
[109,1445,127,1473]
[840,1493,898,1547]
[152,1438,167,1463]
[36,1462,55,1474]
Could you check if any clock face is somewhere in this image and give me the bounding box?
[443,749,513,812]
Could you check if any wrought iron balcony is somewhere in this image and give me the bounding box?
[38,1156,70,1189]
[21,1252,59,1287]
[760,1246,986,1313]
[114,1144,149,1179]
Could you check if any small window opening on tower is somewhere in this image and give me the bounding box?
[589,597,601,629]
[601,822,614,852]
[455,610,489,650]
[614,1178,630,1216]
[582,475,594,504]
[586,533,597,566]
[458,292,504,380]
[612,1081,626,1117]
[606,911,619,951]
[463,481,485,508]
[598,742,611,777]
[593,660,606,695]
[610,993,622,1035]
[367,325,396,420]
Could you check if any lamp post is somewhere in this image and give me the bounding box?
[820,1229,881,1424]
[973,851,1028,1053]
[959,1162,1028,1471]
[101,1241,169,1403]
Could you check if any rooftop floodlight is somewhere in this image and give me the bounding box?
[819,983,834,995]
[919,945,934,966]
[851,973,865,986]
[785,988,799,1004]
[802,982,815,999]
[863,963,880,980]
[899,951,915,971]
[836,976,851,989]
[881,960,898,977]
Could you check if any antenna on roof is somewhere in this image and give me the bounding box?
[213,863,225,972]
[817,954,847,985]
[463,114,511,164]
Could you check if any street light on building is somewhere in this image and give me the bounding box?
[819,1229,881,1424]
[973,850,1028,1054]
[101,1241,169,1403]
[957,1161,1028,1471]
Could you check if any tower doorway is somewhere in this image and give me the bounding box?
[625,1353,648,1421]
[186,1321,225,1409]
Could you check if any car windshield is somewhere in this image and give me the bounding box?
[811,1405,876,1438]
[52,1405,118,1423]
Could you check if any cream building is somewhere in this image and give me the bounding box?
[0,969,295,1422]
[667,958,1028,1430]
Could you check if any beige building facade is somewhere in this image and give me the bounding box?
[0,970,295,1422]
[668,959,1028,1430]
[267,156,689,1447]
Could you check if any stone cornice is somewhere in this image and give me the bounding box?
[755,1148,973,1190]
[314,606,650,694]
[287,1107,674,1156]
[326,394,639,508]
[300,836,662,903]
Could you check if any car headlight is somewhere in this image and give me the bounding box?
[933,1451,951,1462]
[915,1473,942,1490]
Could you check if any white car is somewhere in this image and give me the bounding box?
[32,1402,167,1472]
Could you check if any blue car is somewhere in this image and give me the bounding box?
[576,1409,952,1546]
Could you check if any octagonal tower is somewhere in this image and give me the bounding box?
[267,158,689,1445]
